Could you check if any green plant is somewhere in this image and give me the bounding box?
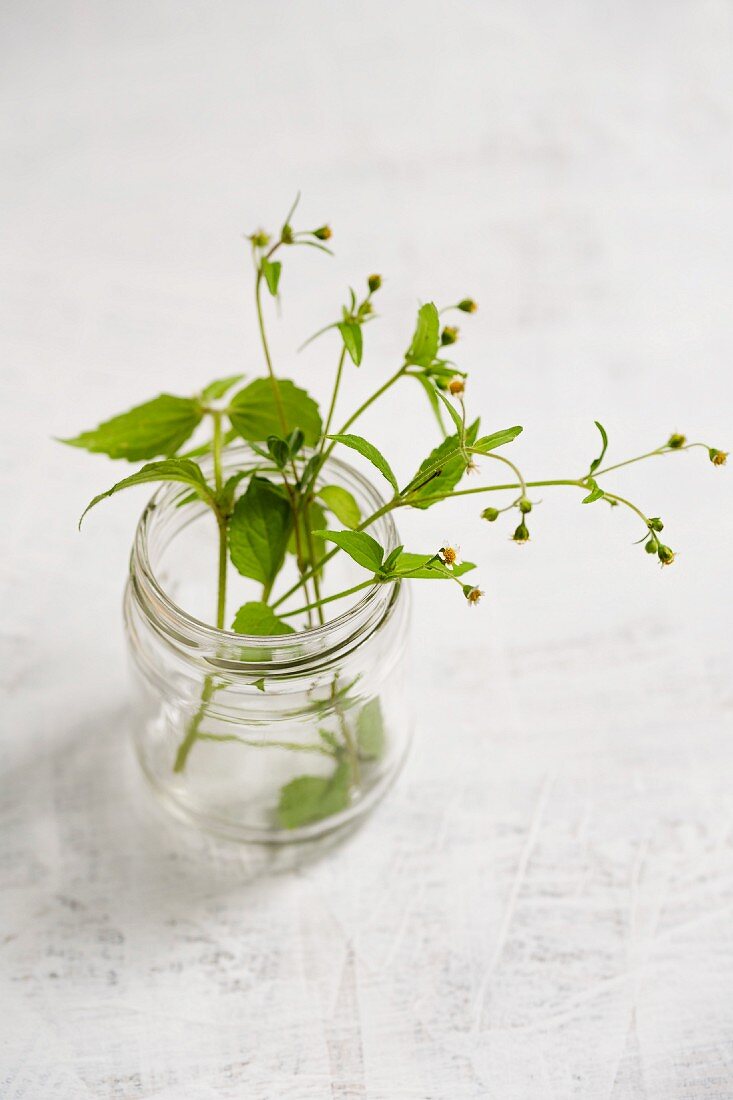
[61,196,726,826]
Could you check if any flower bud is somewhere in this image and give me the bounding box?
[368,274,382,293]
[648,517,664,532]
[440,325,459,346]
[481,506,500,522]
[657,544,675,565]
[512,522,530,543]
[281,224,294,244]
[645,536,659,554]
[313,225,332,240]
[667,433,686,449]
[709,448,728,466]
[518,497,532,514]
[250,229,270,249]
[458,298,478,313]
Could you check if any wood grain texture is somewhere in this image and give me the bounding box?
[1,2,732,1096]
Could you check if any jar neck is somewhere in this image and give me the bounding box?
[128,445,402,677]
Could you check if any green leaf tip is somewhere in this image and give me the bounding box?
[78,459,213,529]
[326,433,398,493]
[313,529,384,572]
[63,395,203,462]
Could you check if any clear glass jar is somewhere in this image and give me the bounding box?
[123,447,412,843]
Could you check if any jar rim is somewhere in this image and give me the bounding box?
[128,444,402,670]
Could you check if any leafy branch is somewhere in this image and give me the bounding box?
[61,200,726,819]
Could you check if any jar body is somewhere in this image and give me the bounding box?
[123,450,413,843]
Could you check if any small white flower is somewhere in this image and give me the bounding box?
[439,543,461,569]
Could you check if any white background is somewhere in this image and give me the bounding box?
[2,2,732,1097]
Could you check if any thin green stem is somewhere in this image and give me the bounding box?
[270,500,396,610]
[280,579,374,619]
[594,441,709,478]
[408,479,582,505]
[319,364,407,470]
[196,732,334,756]
[210,411,228,630]
[254,268,289,436]
[212,412,224,493]
[601,491,652,529]
[173,676,215,773]
[216,518,228,630]
[321,347,347,450]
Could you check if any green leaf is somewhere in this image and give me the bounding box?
[229,378,322,446]
[200,374,244,402]
[327,433,398,493]
[337,321,363,366]
[582,477,605,504]
[408,419,480,509]
[406,302,440,367]
[261,258,282,296]
[79,459,212,527]
[357,698,385,760]
[231,601,296,636]
[589,420,609,475]
[317,485,361,529]
[434,386,464,434]
[473,426,523,453]
[313,529,384,572]
[277,762,351,829]
[266,435,290,469]
[229,477,293,587]
[319,728,341,754]
[381,545,405,573]
[388,552,476,579]
[62,395,203,462]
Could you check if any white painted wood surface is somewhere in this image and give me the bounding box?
[2,3,732,1096]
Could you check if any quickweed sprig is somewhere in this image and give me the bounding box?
[60,198,725,822]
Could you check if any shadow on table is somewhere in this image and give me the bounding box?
[10,703,360,914]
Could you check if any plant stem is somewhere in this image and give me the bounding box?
[594,441,709,478]
[321,347,347,453]
[212,411,224,493]
[211,412,228,630]
[255,270,289,437]
[279,579,374,619]
[601,491,652,529]
[270,500,396,610]
[319,364,407,470]
[197,732,335,755]
[410,478,582,504]
[173,676,215,773]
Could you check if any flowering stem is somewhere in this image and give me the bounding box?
[594,441,710,478]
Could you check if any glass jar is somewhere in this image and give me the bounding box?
[123,447,412,843]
